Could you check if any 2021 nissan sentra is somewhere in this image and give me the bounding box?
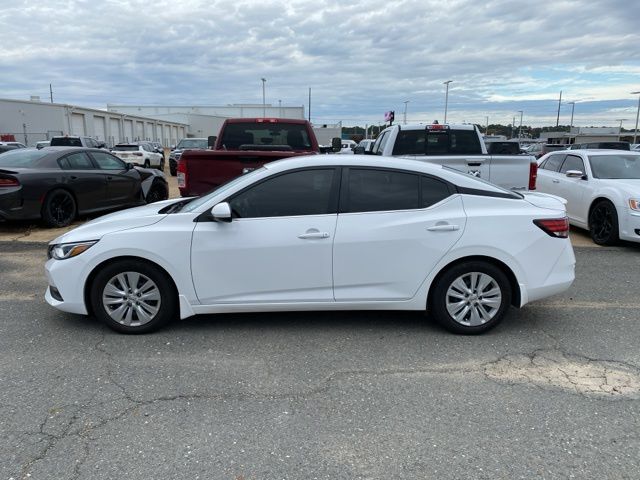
[45,155,575,334]
[0,147,168,227]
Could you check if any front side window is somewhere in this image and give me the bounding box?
[229,169,336,218]
[560,155,585,174]
[345,169,420,213]
[90,151,126,170]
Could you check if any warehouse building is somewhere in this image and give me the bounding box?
[0,97,189,147]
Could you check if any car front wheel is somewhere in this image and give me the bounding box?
[90,260,177,333]
[430,261,511,334]
[589,200,619,245]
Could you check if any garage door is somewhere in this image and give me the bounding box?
[71,113,85,136]
[109,118,121,146]
[124,120,134,142]
[93,116,106,141]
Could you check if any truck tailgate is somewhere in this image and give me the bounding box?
[488,154,536,191]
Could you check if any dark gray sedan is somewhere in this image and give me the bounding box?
[0,147,168,227]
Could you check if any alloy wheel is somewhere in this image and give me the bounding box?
[590,204,614,243]
[445,272,502,326]
[102,272,161,326]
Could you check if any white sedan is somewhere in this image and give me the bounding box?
[45,155,575,334]
[536,149,640,245]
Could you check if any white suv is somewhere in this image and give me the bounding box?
[112,142,164,169]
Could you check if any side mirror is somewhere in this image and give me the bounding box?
[208,136,217,149]
[126,162,134,170]
[565,170,584,178]
[331,137,342,153]
[211,202,232,222]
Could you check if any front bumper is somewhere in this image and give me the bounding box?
[619,209,640,243]
[44,257,89,315]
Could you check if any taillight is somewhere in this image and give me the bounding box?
[177,160,187,189]
[0,177,19,187]
[528,162,537,190]
[534,218,569,238]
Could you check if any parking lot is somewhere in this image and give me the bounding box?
[0,164,639,478]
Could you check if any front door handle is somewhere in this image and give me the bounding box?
[427,224,460,232]
[298,230,330,239]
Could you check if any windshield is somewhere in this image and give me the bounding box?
[180,167,267,213]
[50,137,82,147]
[0,148,49,167]
[589,154,640,179]
[176,139,208,150]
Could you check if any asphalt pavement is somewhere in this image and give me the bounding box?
[1,241,639,479]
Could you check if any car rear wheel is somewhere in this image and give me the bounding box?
[589,200,619,245]
[90,260,176,334]
[430,261,511,334]
[41,189,77,228]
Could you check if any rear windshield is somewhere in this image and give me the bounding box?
[176,139,208,149]
[113,145,139,151]
[219,122,313,151]
[486,142,521,154]
[0,149,49,167]
[392,128,481,155]
[50,137,82,147]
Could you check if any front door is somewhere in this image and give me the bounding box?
[191,168,340,304]
[89,151,140,205]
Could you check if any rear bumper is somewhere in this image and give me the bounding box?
[0,187,40,221]
[520,241,575,305]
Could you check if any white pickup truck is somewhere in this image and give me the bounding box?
[368,123,537,190]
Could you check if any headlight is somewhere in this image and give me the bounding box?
[48,241,98,260]
[629,199,640,211]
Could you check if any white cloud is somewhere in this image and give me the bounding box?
[0,0,639,127]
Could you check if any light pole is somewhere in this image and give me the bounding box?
[485,116,489,135]
[261,78,266,117]
[517,110,523,140]
[403,100,409,124]
[616,118,628,140]
[632,91,640,144]
[443,80,452,123]
[278,99,282,118]
[566,101,576,144]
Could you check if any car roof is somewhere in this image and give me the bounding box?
[261,154,508,192]
[566,149,640,155]
[387,123,476,131]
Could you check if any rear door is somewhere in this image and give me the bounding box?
[58,152,107,212]
[88,151,141,206]
[332,168,465,301]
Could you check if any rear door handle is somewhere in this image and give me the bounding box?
[298,231,330,239]
[427,224,460,231]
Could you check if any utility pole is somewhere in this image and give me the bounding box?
[261,78,266,117]
[49,84,53,103]
[518,111,523,140]
[632,91,640,144]
[278,99,282,118]
[308,88,311,122]
[403,100,409,125]
[616,119,627,140]
[556,90,562,127]
[485,116,489,135]
[443,80,452,123]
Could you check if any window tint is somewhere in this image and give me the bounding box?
[373,131,389,155]
[421,176,451,207]
[90,151,125,170]
[61,152,94,169]
[560,155,585,174]
[50,137,82,147]
[449,130,482,154]
[230,169,335,218]
[542,154,565,172]
[220,123,312,151]
[346,169,419,213]
[391,128,481,156]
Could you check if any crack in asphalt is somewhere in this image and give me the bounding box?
[17,341,640,479]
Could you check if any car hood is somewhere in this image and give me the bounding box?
[521,191,567,211]
[49,198,179,245]
[598,178,640,194]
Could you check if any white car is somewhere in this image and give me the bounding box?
[112,143,164,169]
[536,149,640,245]
[45,155,575,334]
[0,141,26,148]
[339,139,357,154]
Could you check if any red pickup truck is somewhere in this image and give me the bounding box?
[177,118,320,196]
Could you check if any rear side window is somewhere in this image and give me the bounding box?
[230,169,336,218]
[90,152,125,170]
[421,176,451,207]
[541,154,565,172]
[60,152,94,169]
[345,169,420,213]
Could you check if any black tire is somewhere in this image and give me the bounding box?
[430,261,511,334]
[144,159,150,168]
[145,181,168,204]
[90,259,177,334]
[170,166,177,176]
[589,200,619,245]
[41,189,77,228]
[159,159,165,171]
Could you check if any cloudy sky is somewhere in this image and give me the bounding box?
[1,0,639,128]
